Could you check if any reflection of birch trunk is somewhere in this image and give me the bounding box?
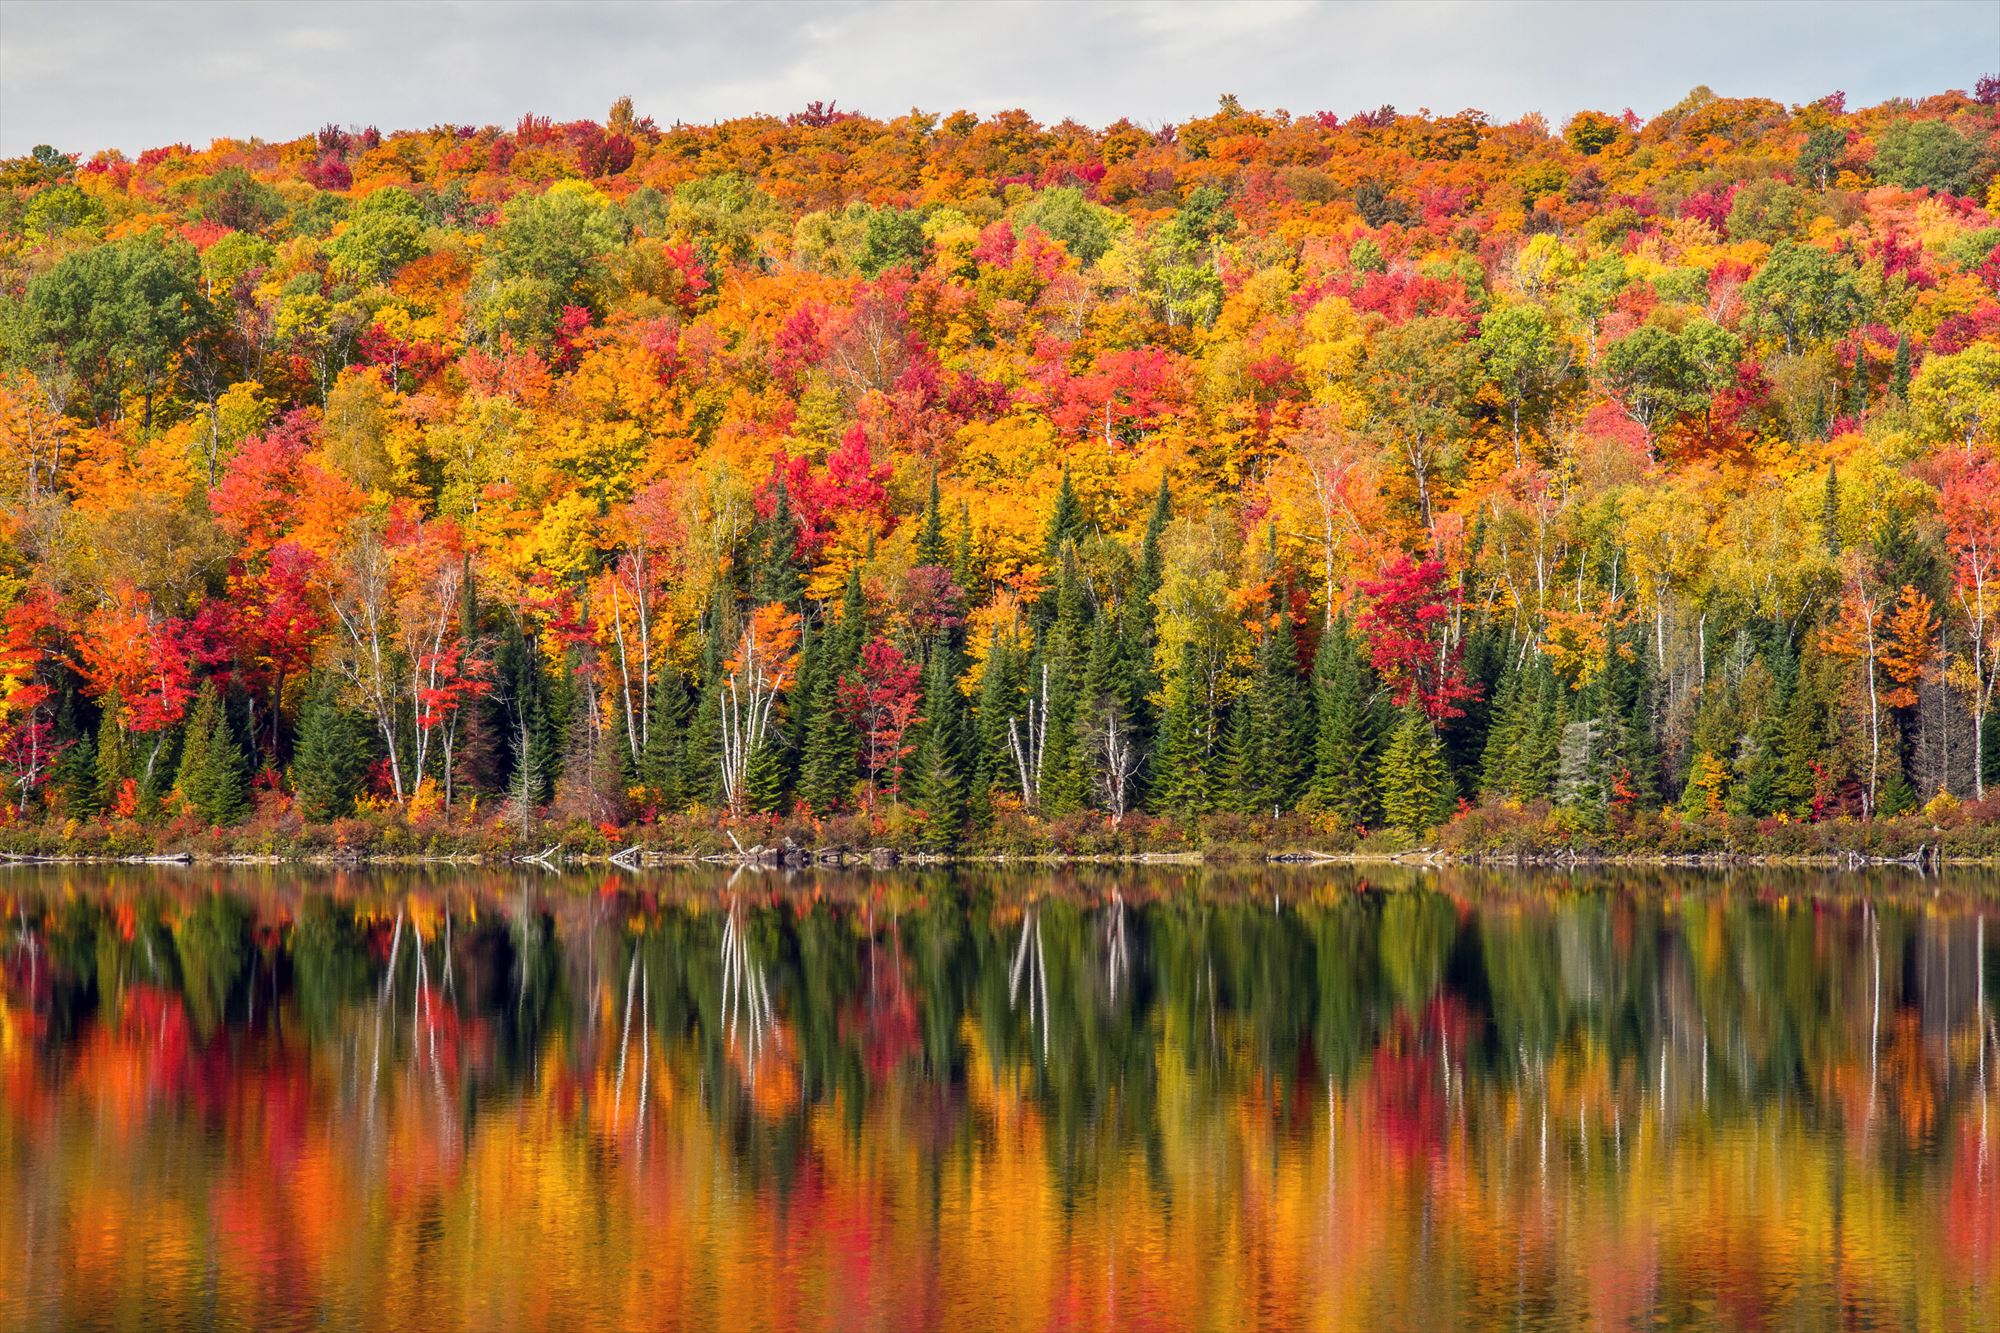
[720,898,775,1072]
[368,909,405,1123]
[614,950,639,1121]
[1869,903,1881,1127]
[1008,906,1051,1060]
[1104,890,1129,1004]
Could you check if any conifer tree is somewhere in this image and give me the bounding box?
[751,478,806,606]
[679,597,729,807]
[497,618,561,810]
[291,674,369,821]
[1892,331,1912,399]
[1152,639,1216,816]
[1823,463,1842,559]
[93,694,131,814]
[1378,700,1453,832]
[916,466,947,568]
[639,663,689,809]
[799,569,866,813]
[175,683,249,826]
[970,627,1023,823]
[1309,616,1380,826]
[907,634,967,848]
[1034,552,1091,813]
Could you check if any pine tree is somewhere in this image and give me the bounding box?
[907,635,967,848]
[751,478,806,606]
[497,618,561,809]
[291,674,369,821]
[1309,617,1379,826]
[93,693,131,814]
[679,599,729,808]
[916,466,947,568]
[799,569,866,813]
[175,683,249,826]
[1240,592,1311,813]
[1892,331,1911,399]
[639,663,689,809]
[1822,463,1841,559]
[1034,552,1091,813]
[970,627,1023,823]
[1378,700,1452,833]
[1044,465,1086,559]
[1845,353,1869,420]
[49,686,96,818]
[1152,640,1216,816]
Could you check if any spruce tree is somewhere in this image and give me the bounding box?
[798,569,866,813]
[93,695,131,814]
[1378,700,1452,833]
[291,674,369,821]
[1822,463,1841,559]
[970,628,1024,822]
[916,466,947,568]
[639,663,689,809]
[1239,592,1311,813]
[497,618,561,809]
[907,635,967,848]
[175,683,249,826]
[1310,617,1380,826]
[751,478,806,606]
[1892,332,1911,399]
[1152,640,1216,816]
[679,598,729,808]
[1034,551,1091,813]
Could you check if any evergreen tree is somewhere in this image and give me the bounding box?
[952,501,979,604]
[1892,331,1911,399]
[496,618,561,809]
[49,687,96,818]
[750,477,806,606]
[1845,353,1869,420]
[678,597,729,807]
[1152,640,1216,816]
[1309,616,1380,826]
[1044,465,1086,559]
[291,674,369,821]
[1225,592,1310,813]
[1122,474,1171,795]
[907,634,967,848]
[1378,701,1453,833]
[1034,552,1091,813]
[969,628,1023,823]
[93,694,131,814]
[175,683,249,825]
[798,569,866,813]
[639,662,690,809]
[1822,463,1841,559]
[915,466,947,568]
[1773,640,1833,815]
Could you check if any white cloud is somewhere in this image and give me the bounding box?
[0,0,1987,156]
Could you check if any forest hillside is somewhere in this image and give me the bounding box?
[2,86,1998,857]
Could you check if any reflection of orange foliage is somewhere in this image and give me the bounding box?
[1881,1009,1937,1141]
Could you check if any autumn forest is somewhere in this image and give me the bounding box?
[2,85,1999,857]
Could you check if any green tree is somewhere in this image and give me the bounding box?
[1378,701,1453,833]
[24,231,209,428]
[291,675,370,821]
[174,684,249,826]
[1872,120,1982,195]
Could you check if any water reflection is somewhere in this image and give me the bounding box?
[2,866,1994,1331]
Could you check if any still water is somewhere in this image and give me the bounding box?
[1,865,1994,1332]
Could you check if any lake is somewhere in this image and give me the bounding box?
[1,865,1994,1331]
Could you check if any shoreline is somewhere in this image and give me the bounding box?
[1,845,1989,871]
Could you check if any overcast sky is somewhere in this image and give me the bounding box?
[1,0,1991,158]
